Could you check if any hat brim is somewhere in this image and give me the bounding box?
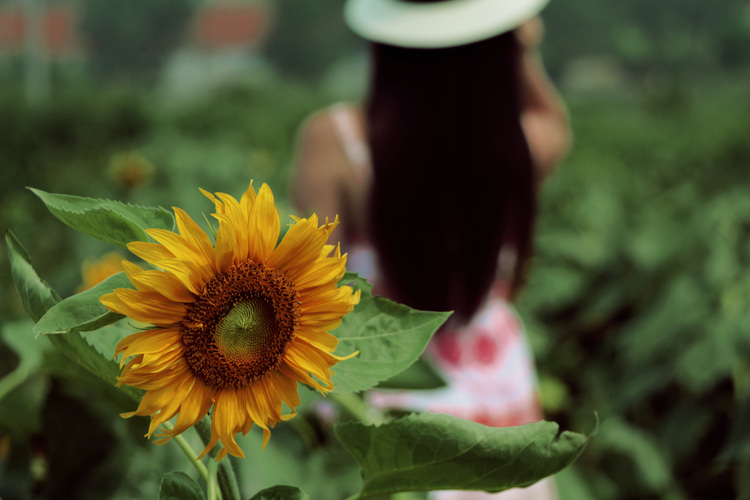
[345,0,549,48]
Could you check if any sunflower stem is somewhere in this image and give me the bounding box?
[166,424,209,482]
[195,416,240,500]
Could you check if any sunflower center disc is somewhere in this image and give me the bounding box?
[180,260,300,389]
[215,299,276,363]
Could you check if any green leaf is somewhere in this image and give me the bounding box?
[376,358,446,390]
[6,231,141,403]
[335,413,593,498]
[331,295,450,393]
[29,187,175,248]
[44,327,142,403]
[34,272,132,335]
[250,485,310,500]
[5,230,62,322]
[159,471,205,500]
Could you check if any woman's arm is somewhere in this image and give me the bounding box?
[517,17,572,182]
[292,111,347,224]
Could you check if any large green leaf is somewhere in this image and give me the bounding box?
[159,471,205,500]
[5,230,62,322]
[330,292,450,393]
[34,272,132,335]
[29,187,175,248]
[335,413,593,499]
[250,485,310,500]
[6,231,142,403]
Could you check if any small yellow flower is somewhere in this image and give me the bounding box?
[108,152,154,190]
[100,182,359,460]
[78,252,125,292]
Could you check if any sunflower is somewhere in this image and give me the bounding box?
[100,182,360,460]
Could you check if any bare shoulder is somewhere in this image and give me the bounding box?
[294,108,342,180]
[292,105,350,220]
[298,108,335,145]
[295,103,365,179]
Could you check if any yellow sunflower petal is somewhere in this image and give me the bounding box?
[115,327,182,364]
[213,216,239,272]
[150,259,208,296]
[292,254,347,291]
[171,379,215,435]
[242,385,270,432]
[119,360,188,390]
[246,184,280,264]
[101,289,186,326]
[206,390,246,459]
[277,362,330,393]
[239,181,257,215]
[121,261,194,303]
[216,192,250,264]
[267,216,330,282]
[269,370,301,415]
[294,326,340,352]
[146,228,214,285]
[253,376,284,424]
[174,207,217,274]
[127,241,175,265]
[145,375,197,437]
[284,341,334,386]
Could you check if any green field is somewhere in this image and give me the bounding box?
[1,63,749,499]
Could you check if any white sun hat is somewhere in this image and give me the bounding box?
[344,0,549,48]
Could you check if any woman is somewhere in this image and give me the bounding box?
[293,0,570,497]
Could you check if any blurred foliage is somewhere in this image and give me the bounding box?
[517,76,750,499]
[3,0,750,496]
[3,72,749,497]
[263,0,365,84]
[541,0,750,79]
[78,0,197,84]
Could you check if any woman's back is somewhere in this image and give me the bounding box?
[292,6,570,497]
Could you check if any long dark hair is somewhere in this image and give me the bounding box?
[366,31,536,323]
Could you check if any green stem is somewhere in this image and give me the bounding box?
[165,422,208,482]
[217,460,241,500]
[195,416,240,500]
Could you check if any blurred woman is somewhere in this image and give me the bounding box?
[293,0,570,497]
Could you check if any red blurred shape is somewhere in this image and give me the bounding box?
[0,5,79,55]
[194,4,270,49]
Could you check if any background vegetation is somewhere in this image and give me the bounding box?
[1,0,750,498]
